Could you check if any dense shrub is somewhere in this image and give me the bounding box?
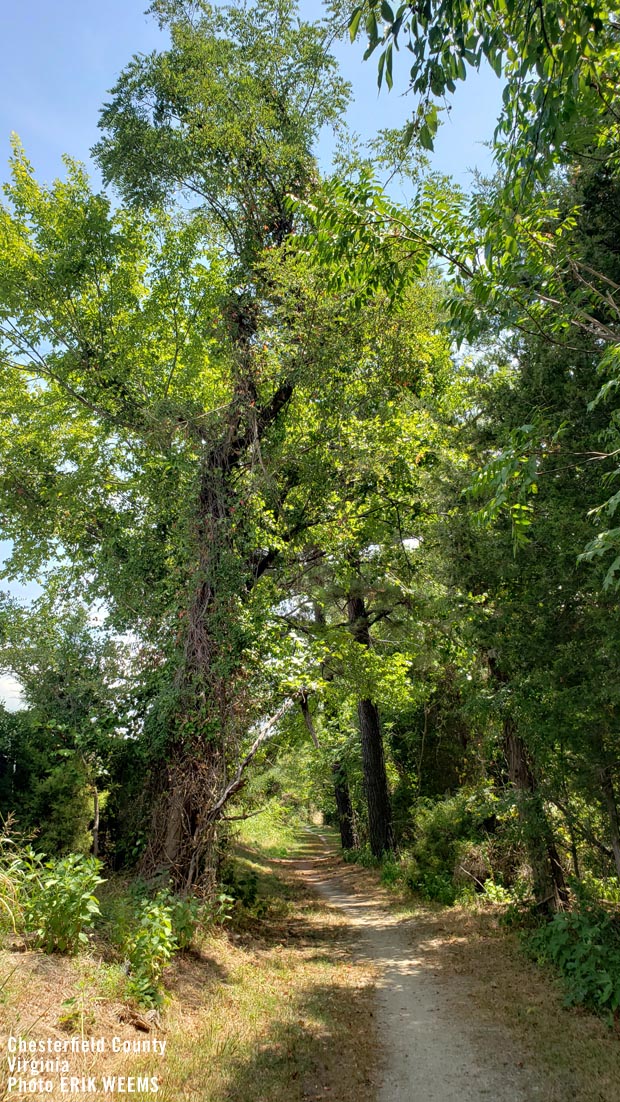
[0,711,94,855]
[220,860,260,908]
[15,850,104,953]
[526,904,620,1018]
[403,788,505,903]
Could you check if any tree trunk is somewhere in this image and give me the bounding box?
[358,698,395,857]
[587,729,620,878]
[347,593,394,858]
[142,742,225,890]
[597,763,620,878]
[92,785,100,859]
[332,760,357,851]
[504,720,568,912]
[138,357,294,889]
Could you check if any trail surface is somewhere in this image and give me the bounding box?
[292,833,542,1102]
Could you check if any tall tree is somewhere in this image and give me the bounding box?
[0,1,352,886]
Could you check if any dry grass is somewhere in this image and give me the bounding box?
[0,840,378,1102]
[420,904,620,1102]
[320,841,620,1102]
[5,826,619,1102]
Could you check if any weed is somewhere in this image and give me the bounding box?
[525,903,620,1018]
[18,851,104,953]
[153,889,200,949]
[125,896,177,1007]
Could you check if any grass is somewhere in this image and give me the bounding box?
[235,802,306,857]
[331,849,620,1102]
[0,832,378,1102]
[4,819,620,1102]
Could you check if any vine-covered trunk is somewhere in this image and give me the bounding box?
[140,358,294,889]
[144,744,225,891]
[347,593,394,858]
[140,456,234,888]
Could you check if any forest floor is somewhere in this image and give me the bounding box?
[2,829,620,1101]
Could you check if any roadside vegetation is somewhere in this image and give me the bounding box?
[0,823,377,1102]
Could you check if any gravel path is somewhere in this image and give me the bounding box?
[296,834,542,1102]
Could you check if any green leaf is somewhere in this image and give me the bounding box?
[348,7,363,42]
[418,124,434,150]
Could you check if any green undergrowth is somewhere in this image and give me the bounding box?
[1,829,377,1102]
[343,786,518,906]
[337,788,620,1024]
[525,902,620,1020]
[0,828,105,952]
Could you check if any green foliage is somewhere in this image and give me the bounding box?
[401,788,503,903]
[30,759,95,857]
[155,889,201,950]
[342,843,380,869]
[125,895,178,1007]
[216,858,271,920]
[481,880,513,904]
[97,878,200,1004]
[578,874,620,907]
[17,851,104,953]
[3,0,620,955]
[526,905,620,1018]
[95,0,349,261]
[347,0,620,181]
[0,706,95,855]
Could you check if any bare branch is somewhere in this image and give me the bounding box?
[206,698,295,823]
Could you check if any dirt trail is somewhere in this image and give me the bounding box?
[293,832,542,1102]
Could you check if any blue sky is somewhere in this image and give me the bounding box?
[0,1,502,708]
[0,0,501,186]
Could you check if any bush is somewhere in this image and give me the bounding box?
[526,903,620,1018]
[0,714,94,856]
[19,851,104,953]
[576,873,620,906]
[380,856,402,887]
[125,896,178,1007]
[405,865,467,905]
[403,788,502,904]
[97,880,201,1005]
[342,844,380,869]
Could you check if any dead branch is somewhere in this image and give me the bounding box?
[206,698,295,823]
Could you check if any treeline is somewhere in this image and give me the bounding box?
[1,1,620,1006]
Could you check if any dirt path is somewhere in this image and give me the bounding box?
[293,832,542,1102]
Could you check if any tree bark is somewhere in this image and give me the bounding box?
[586,728,620,878]
[332,760,357,851]
[347,593,394,858]
[139,361,296,889]
[597,762,620,878]
[488,655,567,912]
[504,720,568,912]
